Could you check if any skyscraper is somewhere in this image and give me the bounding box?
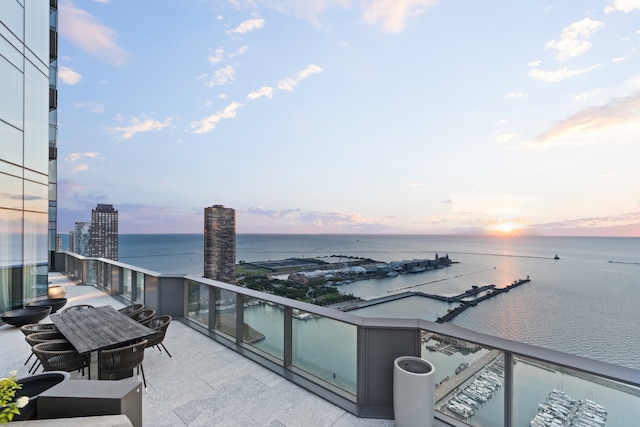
[90,204,118,260]
[74,222,92,256]
[0,1,57,311]
[204,205,236,283]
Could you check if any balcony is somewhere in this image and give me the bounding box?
[12,251,638,426]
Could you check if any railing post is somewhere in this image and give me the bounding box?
[284,306,292,367]
[503,352,513,427]
[208,286,217,332]
[235,293,244,345]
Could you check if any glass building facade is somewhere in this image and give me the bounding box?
[0,0,56,311]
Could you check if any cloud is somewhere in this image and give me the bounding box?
[605,0,640,13]
[504,92,528,99]
[58,0,127,66]
[65,151,103,162]
[64,151,104,174]
[531,91,640,144]
[206,65,236,87]
[545,18,604,61]
[247,207,301,219]
[59,66,83,84]
[244,206,387,232]
[109,115,174,140]
[537,212,640,231]
[362,0,439,34]
[277,64,323,91]
[73,102,105,113]
[450,193,541,216]
[570,90,601,101]
[190,102,243,133]
[208,48,225,65]
[247,86,275,100]
[229,18,265,34]
[229,45,249,58]
[528,65,599,82]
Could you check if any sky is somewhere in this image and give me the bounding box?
[56,0,640,236]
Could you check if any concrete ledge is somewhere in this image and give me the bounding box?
[12,414,133,426]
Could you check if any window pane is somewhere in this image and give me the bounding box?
[187,280,209,325]
[215,288,236,338]
[0,57,23,130]
[292,314,356,394]
[242,297,283,360]
[24,61,48,173]
[23,180,47,213]
[424,333,504,426]
[0,173,22,210]
[24,1,48,65]
[0,1,24,41]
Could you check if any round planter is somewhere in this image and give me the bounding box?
[13,371,71,421]
[393,356,436,427]
[1,306,52,327]
[26,298,68,313]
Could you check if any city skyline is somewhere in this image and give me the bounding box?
[56,0,640,236]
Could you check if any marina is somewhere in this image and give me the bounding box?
[529,390,607,427]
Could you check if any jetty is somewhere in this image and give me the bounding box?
[436,278,530,323]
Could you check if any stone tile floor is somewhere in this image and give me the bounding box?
[1,273,395,427]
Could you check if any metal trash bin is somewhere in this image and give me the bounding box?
[393,356,435,427]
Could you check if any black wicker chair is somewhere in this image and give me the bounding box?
[132,309,156,324]
[32,340,90,379]
[24,331,68,373]
[98,339,148,388]
[61,304,94,313]
[117,303,144,318]
[144,315,172,358]
[20,323,58,336]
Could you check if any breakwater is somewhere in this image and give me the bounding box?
[436,278,531,323]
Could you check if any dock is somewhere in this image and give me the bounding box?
[434,349,501,404]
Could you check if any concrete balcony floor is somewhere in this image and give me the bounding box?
[1,273,395,427]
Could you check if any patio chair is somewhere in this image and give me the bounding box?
[24,331,68,373]
[20,324,60,371]
[98,339,148,388]
[32,340,90,379]
[132,308,156,324]
[117,303,144,318]
[144,315,172,358]
[61,304,94,313]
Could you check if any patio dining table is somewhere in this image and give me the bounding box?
[51,305,155,355]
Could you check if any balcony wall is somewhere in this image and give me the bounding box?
[55,251,640,426]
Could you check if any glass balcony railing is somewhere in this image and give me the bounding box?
[57,251,640,426]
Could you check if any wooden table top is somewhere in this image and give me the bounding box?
[51,305,155,354]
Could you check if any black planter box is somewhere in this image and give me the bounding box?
[37,380,142,427]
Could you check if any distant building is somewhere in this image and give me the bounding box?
[74,222,92,256]
[68,231,76,253]
[204,205,236,283]
[56,234,63,252]
[90,204,118,260]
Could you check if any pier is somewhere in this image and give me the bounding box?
[436,278,531,323]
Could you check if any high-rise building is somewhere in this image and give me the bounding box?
[0,1,57,311]
[68,231,76,253]
[90,204,118,260]
[74,222,92,256]
[204,205,236,283]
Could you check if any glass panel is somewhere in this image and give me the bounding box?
[24,61,48,173]
[215,288,236,338]
[122,268,132,300]
[0,208,22,311]
[0,0,24,41]
[292,314,356,394]
[135,273,144,303]
[0,173,22,209]
[23,180,47,213]
[87,259,96,285]
[424,333,504,426]
[242,296,283,360]
[187,280,209,325]
[0,57,24,130]
[0,32,23,70]
[514,355,638,427]
[24,0,49,65]
[23,211,47,300]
